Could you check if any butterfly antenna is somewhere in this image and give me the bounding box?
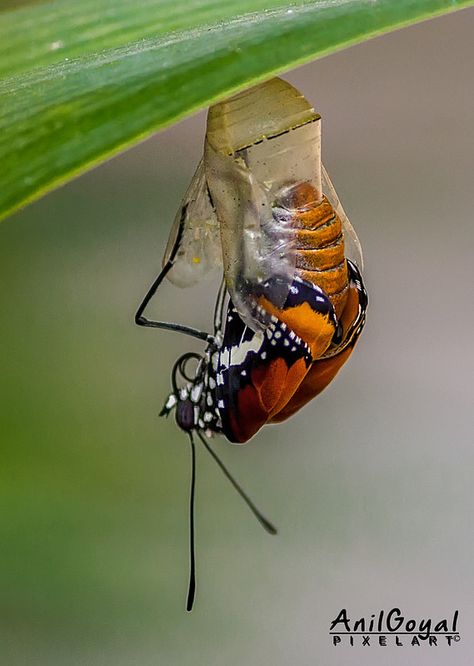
[197,431,277,535]
[186,433,197,612]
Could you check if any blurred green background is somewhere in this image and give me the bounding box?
[1,9,473,665]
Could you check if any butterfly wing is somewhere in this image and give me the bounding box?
[215,276,337,443]
[270,261,368,424]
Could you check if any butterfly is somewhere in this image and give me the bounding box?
[135,77,367,610]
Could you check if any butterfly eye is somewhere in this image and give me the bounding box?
[176,399,195,431]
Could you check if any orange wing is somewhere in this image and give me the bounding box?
[269,346,354,423]
[216,276,337,443]
[270,261,367,424]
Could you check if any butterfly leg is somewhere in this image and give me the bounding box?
[135,207,215,344]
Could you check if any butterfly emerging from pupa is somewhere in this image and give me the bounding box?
[135,77,368,610]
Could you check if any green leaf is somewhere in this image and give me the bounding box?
[1,0,473,222]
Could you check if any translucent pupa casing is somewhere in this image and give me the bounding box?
[204,79,322,329]
[164,77,363,330]
[162,159,222,288]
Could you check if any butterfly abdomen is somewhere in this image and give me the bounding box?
[275,182,349,319]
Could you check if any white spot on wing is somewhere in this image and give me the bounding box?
[220,331,265,369]
[191,385,202,403]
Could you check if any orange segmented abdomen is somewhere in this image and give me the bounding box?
[277,183,349,318]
